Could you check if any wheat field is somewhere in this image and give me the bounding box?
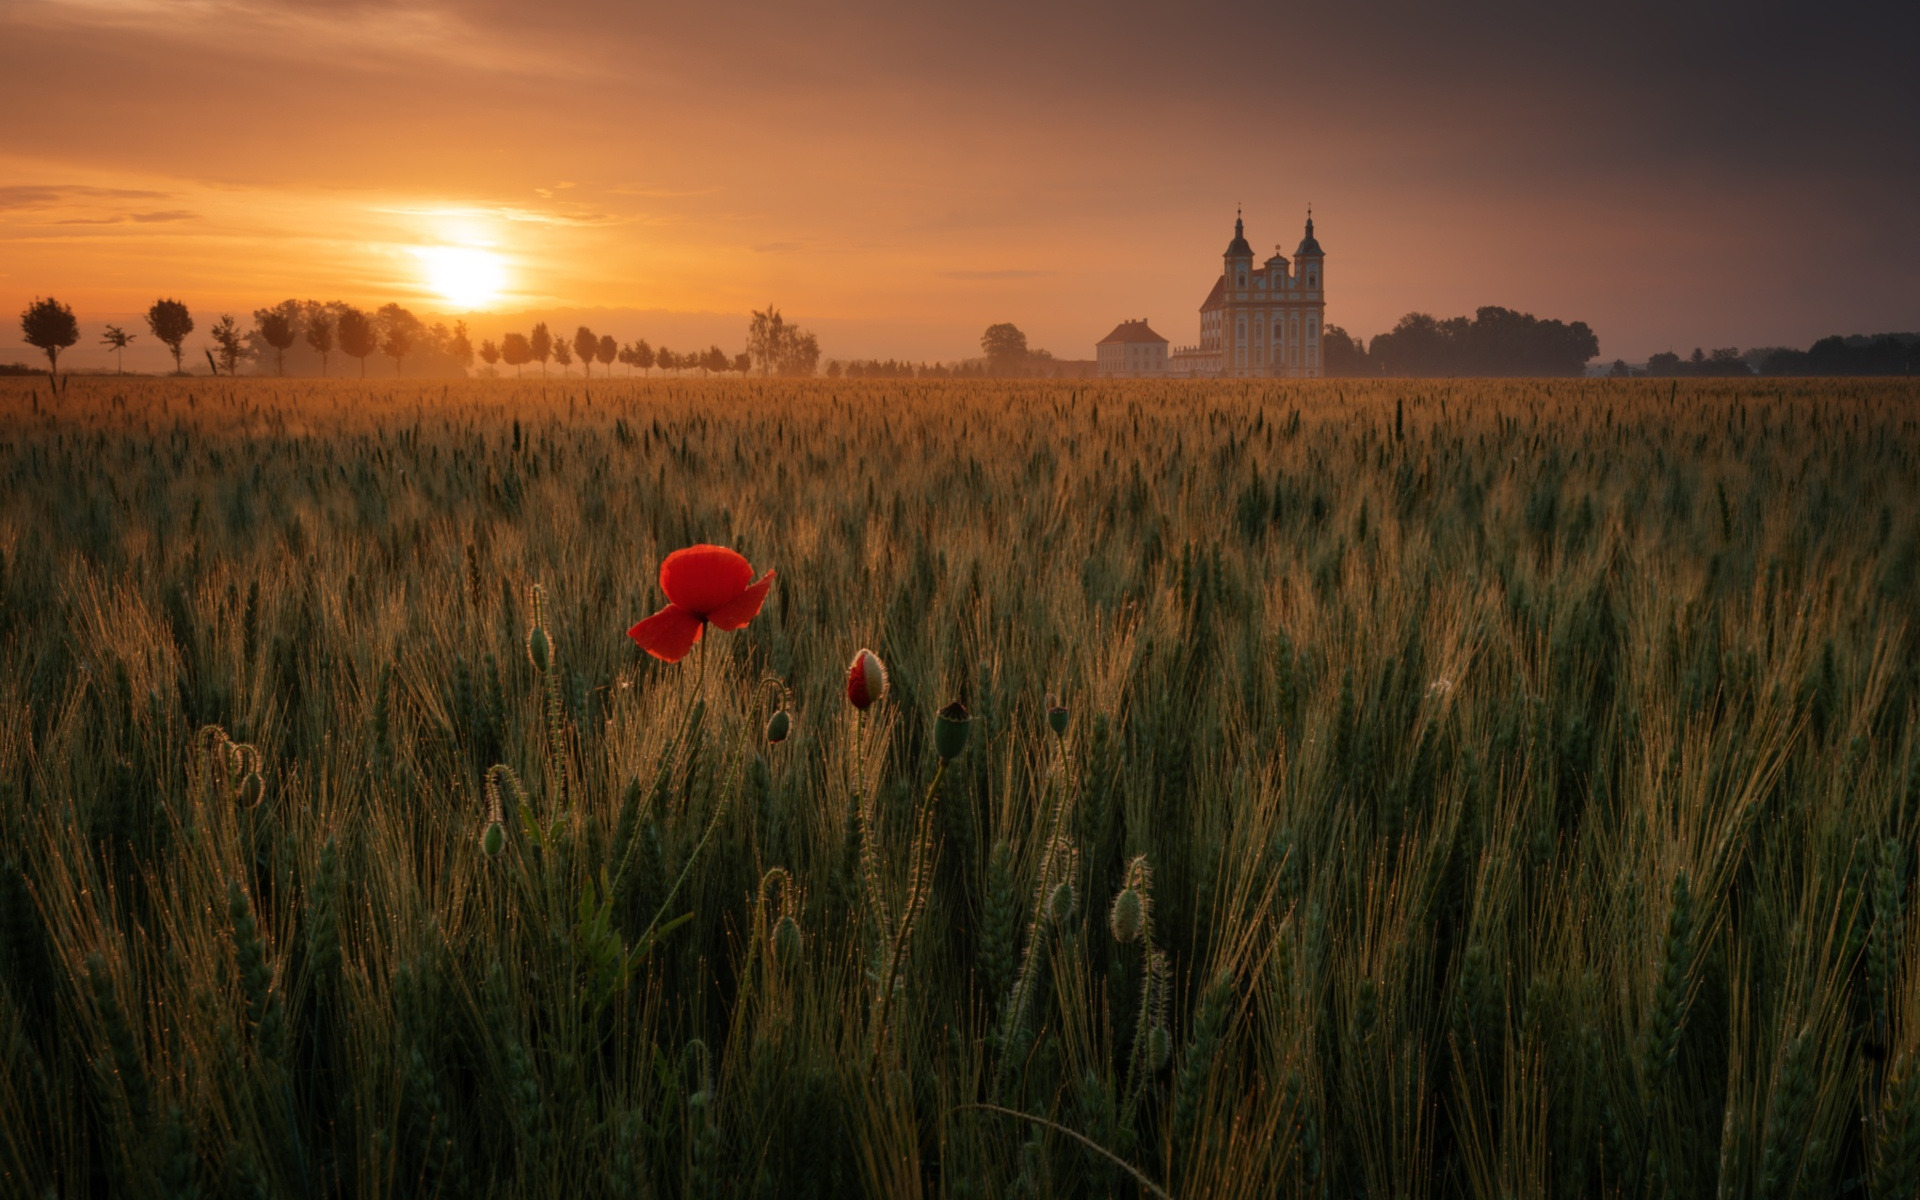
[1,375,1917,1198]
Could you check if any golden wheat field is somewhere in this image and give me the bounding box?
[1,375,1918,1198]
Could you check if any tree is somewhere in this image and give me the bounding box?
[733,351,751,374]
[699,345,727,377]
[981,323,1029,374]
[145,298,194,375]
[1321,323,1371,376]
[306,313,335,377]
[20,297,80,379]
[100,323,135,374]
[376,303,421,376]
[450,320,474,373]
[337,307,377,376]
[254,305,298,376]
[1608,358,1632,378]
[207,314,245,375]
[553,337,573,374]
[597,334,617,376]
[480,339,501,373]
[501,332,532,377]
[573,326,598,378]
[530,322,552,376]
[634,339,654,377]
[780,330,819,377]
[657,345,674,375]
[747,306,788,376]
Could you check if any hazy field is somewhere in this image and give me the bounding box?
[1,375,1918,1198]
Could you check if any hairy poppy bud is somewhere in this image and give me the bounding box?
[934,700,970,760]
[527,624,551,673]
[766,709,791,744]
[847,649,888,710]
[482,822,504,857]
[1109,887,1143,943]
[771,914,804,970]
[1148,1024,1171,1071]
[1048,880,1077,927]
[1046,698,1069,737]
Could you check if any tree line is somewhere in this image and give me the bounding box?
[1628,334,1919,378]
[1323,306,1600,377]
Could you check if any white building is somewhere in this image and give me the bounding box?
[1168,210,1327,378]
[1095,319,1170,377]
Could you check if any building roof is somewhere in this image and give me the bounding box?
[1098,319,1168,345]
[1200,275,1225,311]
[1224,215,1254,258]
[1295,215,1323,257]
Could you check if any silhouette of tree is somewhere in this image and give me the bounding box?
[981,323,1028,374]
[501,332,532,377]
[480,338,500,373]
[530,322,552,376]
[633,339,654,377]
[553,337,573,374]
[1321,323,1371,376]
[747,307,786,375]
[306,313,334,376]
[733,351,751,374]
[656,345,674,375]
[375,304,421,376]
[100,323,135,374]
[337,307,377,377]
[254,304,298,376]
[210,314,245,375]
[450,320,474,373]
[20,297,80,379]
[597,334,617,376]
[572,326,597,378]
[145,298,194,375]
[1367,306,1596,376]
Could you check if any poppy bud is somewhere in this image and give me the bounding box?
[934,700,970,760]
[771,914,804,970]
[1148,1024,1171,1071]
[1109,887,1143,943]
[527,624,551,673]
[1048,879,1077,927]
[1046,698,1069,737]
[482,821,504,857]
[847,648,888,710]
[766,709,791,744]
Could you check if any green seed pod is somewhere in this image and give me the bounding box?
[771,914,804,971]
[934,700,971,760]
[482,822,504,857]
[1148,1025,1171,1071]
[1048,879,1077,927]
[766,709,791,744]
[1109,887,1143,943]
[527,624,551,673]
[1046,699,1069,737]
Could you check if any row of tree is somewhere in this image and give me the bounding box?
[473,324,749,379]
[1323,306,1601,377]
[1635,335,1919,378]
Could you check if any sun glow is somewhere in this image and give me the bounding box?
[415,245,506,310]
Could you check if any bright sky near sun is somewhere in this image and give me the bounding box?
[1,0,1915,364]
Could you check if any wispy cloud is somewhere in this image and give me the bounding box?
[55,209,197,225]
[0,184,171,211]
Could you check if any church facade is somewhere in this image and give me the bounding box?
[1168,212,1326,379]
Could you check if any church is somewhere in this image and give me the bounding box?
[1098,210,1326,379]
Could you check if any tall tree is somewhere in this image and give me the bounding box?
[530,322,552,376]
[553,337,573,374]
[656,345,674,375]
[210,314,246,375]
[145,298,194,375]
[501,332,532,377]
[20,297,80,380]
[100,323,135,374]
[336,307,377,377]
[573,326,598,378]
[733,351,751,374]
[376,303,421,376]
[450,320,474,373]
[747,306,787,376]
[305,313,334,377]
[597,334,617,376]
[479,339,500,373]
[981,323,1028,374]
[634,338,654,377]
[254,305,298,376]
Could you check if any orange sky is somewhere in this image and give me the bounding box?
[4,0,1916,368]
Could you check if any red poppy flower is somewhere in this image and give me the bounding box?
[628,545,775,663]
[846,648,888,710]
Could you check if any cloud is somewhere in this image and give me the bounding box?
[54,209,197,225]
[0,184,171,211]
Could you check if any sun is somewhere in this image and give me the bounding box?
[415,246,506,310]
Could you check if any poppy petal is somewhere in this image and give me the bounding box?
[707,570,774,631]
[659,545,753,617]
[628,605,704,663]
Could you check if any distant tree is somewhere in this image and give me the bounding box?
[733,351,751,374]
[1646,351,1683,377]
[696,345,722,376]
[1368,306,1595,376]
[100,323,135,374]
[747,307,786,376]
[376,304,421,376]
[633,338,655,376]
[981,323,1029,374]
[450,320,474,372]
[572,326,597,378]
[780,331,820,377]
[826,359,843,379]
[530,322,553,376]
[597,334,617,376]
[480,338,500,372]
[206,314,244,375]
[501,332,532,377]
[553,337,573,374]
[1320,323,1371,376]
[145,297,194,374]
[306,313,335,376]
[1608,358,1631,378]
[20,297,80,379]
[336,307,377,376]
[656,345,674,375]
[254,305,298,376]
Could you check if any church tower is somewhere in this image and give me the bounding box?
[1294,211,1325,375]
[1223,209,1255,374]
